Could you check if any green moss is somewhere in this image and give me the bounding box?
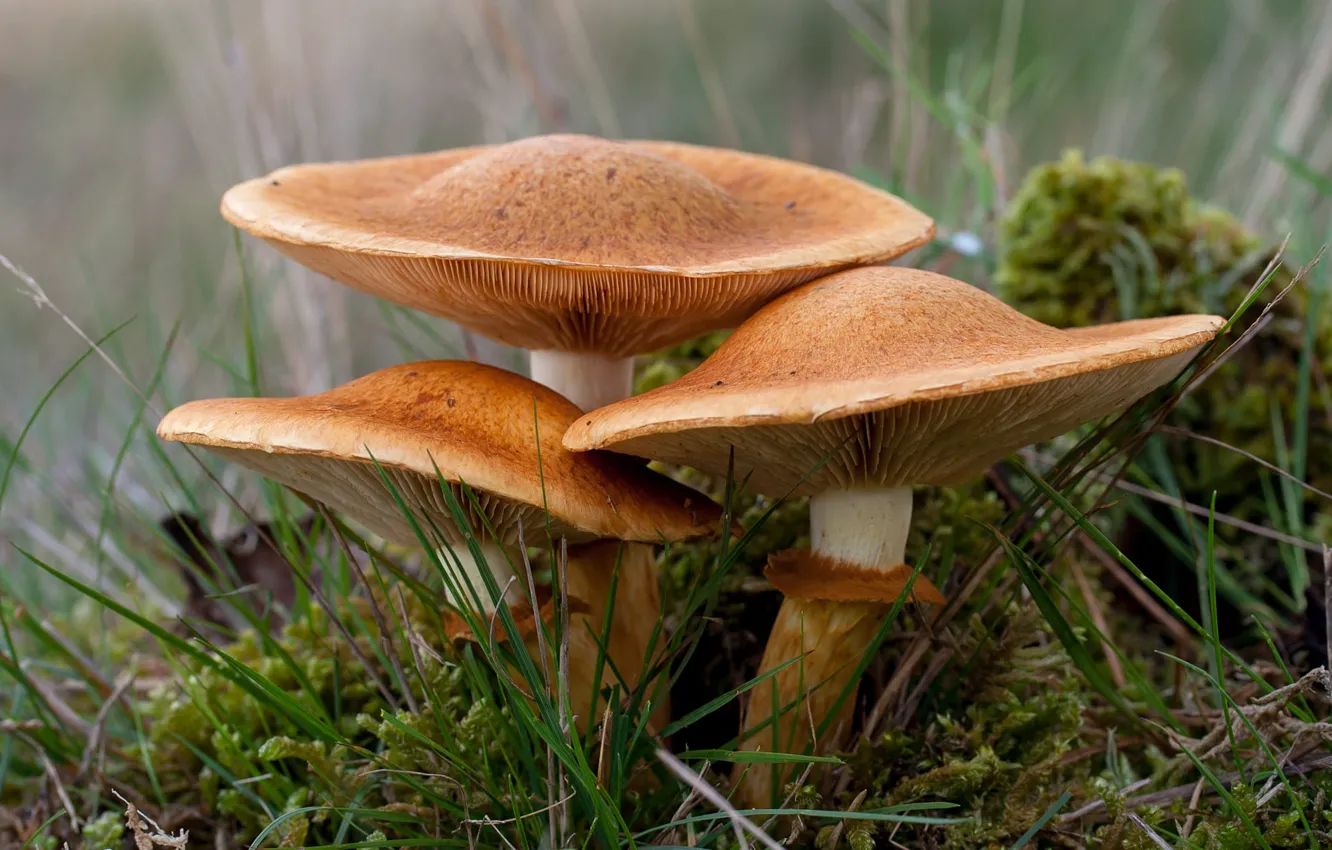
[997,150,1280,325]
[836,602,1094,849]
[633,331,732,395]
[111,597,512,844]
[998,149,1326,559]
[999,150,1194,326]
[79,811,125,850]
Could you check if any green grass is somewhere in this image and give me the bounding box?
[4,1,1332,848]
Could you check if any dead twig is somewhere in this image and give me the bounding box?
[1067,554,1127,688]
[76,674,137,781]
[657,748,783,850]
[1076,535,1193,647]
[23,732,80,830]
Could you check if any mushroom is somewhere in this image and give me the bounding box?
[562,266,1223,803]
[157,360,722,728]
[218,133,933,412]
[220,134,931,694]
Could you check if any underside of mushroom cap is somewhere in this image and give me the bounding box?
[157,361,721,546]
[220,134,934,355]
[563,267,1222,495]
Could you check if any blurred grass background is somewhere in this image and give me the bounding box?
[1,0,1329,599]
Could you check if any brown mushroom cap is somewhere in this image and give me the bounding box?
[221,134,934,355]
[157,361,721,546]
[563,267,1222,495]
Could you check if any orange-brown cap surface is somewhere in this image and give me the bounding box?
[157,361,721,546]
[221,134,934,355]
[564,267,1222,495]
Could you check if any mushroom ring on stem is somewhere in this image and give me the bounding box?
[157,360,724,730]
[563,266,1223,805]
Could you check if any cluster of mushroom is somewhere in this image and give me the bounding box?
[156,134,1222,807]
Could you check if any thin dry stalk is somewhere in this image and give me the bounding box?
[1077,535,1192,647]
[481,0,562,131]
[20,732,80,830]
[1155,425,1332,505]
[1325,545,1332,694]
[894,648,955,728]
[862,546,1004,740]
[656,749,783,850]
[1067,554,1127,688]
[7,655,90,739]
[1129,812,1174,850]
[655,758,710,845]
[1244,0,1332,221]
[1025,447,1326,554]
[76,674,136,781]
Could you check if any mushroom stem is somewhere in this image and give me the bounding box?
[564,541,671,732]
[529,350,636,413]
[738,486,916,807]
[809,487,913,568]
[530,349,664,732]
[442,541,522,612]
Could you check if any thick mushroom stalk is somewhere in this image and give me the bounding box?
[448,541,670,732]
[810,487,912,568]
[738,486,928,806]
[529,351,636,414]
[564,541,672,731]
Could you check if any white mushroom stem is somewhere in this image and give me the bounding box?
[809,486,913,568]
[529,350,636,413]
[442,541,522,613]
[740,486,923,808]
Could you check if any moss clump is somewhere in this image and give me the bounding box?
[78,811,125,850]
[824,603,1092,849]
[998,150,1325,565]
[127,598,507,844]
[1095,784,1311,850]
[998,149,1279,325]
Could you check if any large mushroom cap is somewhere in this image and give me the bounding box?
[157,361,721,546]
[564,267,1222,495]
[221,134,934,355]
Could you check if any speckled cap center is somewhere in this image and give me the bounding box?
[221,134,935,355]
